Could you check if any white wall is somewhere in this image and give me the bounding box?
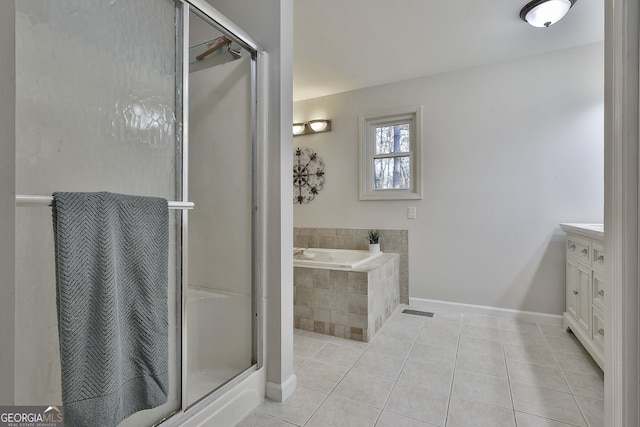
[294,43,604,315]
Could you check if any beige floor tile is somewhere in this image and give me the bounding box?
[514,411,578,426]
[503,342,558,367]
[506,359,570,393]
[257,386,328,426]
[445,397,516,427]
[390,311,428,327]
[422,318,462,335]
[546,335,589,355]
[378,322,421,340]
[511,383,586,426]
[311,342,365,367]
[461,324,501,342]
[235,411,297,427]
[462,313,500,328]
[330,335,369,350]
[306,394,381,427]
[452,370,512,409]
[333,370,395,408]
[409,343,457,367]
[270,314,603,427]
[415,328,459,350]
[294,355,309,371]
[555,351,602,377]
[563,370,604,400]
[458,335,504,358]
[575,395,604,427]
[296,359,349,392]
[455,351,507,379]
[538,324,573,338]
[398,359,454,395]
[384,314,425,332]
[498,318,543,335]
[499,329,548,347]
[294,335,327,358]
[352,350,406,380]
[431,311,463,321]
[375,410,437,427]
[385,382,449,426]
[297,329,333,341]
[367,333,415,358]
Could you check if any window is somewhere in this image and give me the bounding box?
[359,106,423,200]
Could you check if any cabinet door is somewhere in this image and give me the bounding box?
[566,259,592,333]
[566,259,580,320]
[576,264,592,333]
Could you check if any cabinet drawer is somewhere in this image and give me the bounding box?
[567,236,591,265]
[592,242,605,273]
[592,272,605,311]
[592,308,605,350]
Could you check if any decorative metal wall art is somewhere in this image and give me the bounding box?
[294,147,325,204]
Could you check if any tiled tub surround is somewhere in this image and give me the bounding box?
[294,253,399,342]
[294,228,408,304]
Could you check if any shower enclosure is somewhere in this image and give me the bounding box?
[13,0,262,425]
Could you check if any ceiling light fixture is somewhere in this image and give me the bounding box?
[519,0,577,28]
[292,119,332,136]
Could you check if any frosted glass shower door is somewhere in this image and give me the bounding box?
[186,8,256,405]
[15,1,183,425]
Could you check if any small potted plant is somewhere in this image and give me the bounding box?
[366,229,380,253]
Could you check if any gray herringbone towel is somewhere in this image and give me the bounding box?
[52,192,169,427]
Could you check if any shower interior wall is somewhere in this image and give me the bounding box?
[186,48,254,404]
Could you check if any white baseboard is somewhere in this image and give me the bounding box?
[408,297,563,326]
[266,374,297,402]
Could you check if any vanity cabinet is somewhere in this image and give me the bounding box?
[560,223,604,371]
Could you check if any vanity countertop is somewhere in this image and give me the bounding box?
[560,223,604,240]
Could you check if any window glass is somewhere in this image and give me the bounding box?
[359,107,423,200]
[375,124,410,154]
[373,157,411,189]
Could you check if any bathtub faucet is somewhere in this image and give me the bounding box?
[293,247,306,256]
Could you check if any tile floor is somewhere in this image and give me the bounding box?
[237,306,604,427]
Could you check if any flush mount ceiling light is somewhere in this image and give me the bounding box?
[292,119,332,136]
[520,0,577,28]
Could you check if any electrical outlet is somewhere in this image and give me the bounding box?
[407,206,417,219]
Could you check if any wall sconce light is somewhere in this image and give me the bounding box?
[520,0,577,28]
[292,119,332,136]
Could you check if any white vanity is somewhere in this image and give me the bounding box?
[560,223,604,370]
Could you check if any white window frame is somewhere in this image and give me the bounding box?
[359,106,423,200]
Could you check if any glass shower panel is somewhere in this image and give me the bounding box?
[15,1,182,425]
[186,9,255,406]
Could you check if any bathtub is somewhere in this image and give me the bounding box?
[293,248,383,269]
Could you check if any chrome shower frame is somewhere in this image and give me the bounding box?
[168,0,265,422]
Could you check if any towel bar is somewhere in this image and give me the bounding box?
[15,195,195,210]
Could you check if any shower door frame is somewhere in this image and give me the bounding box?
[175,0,265,418]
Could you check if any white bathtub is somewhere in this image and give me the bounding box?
[293,248,383,269]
